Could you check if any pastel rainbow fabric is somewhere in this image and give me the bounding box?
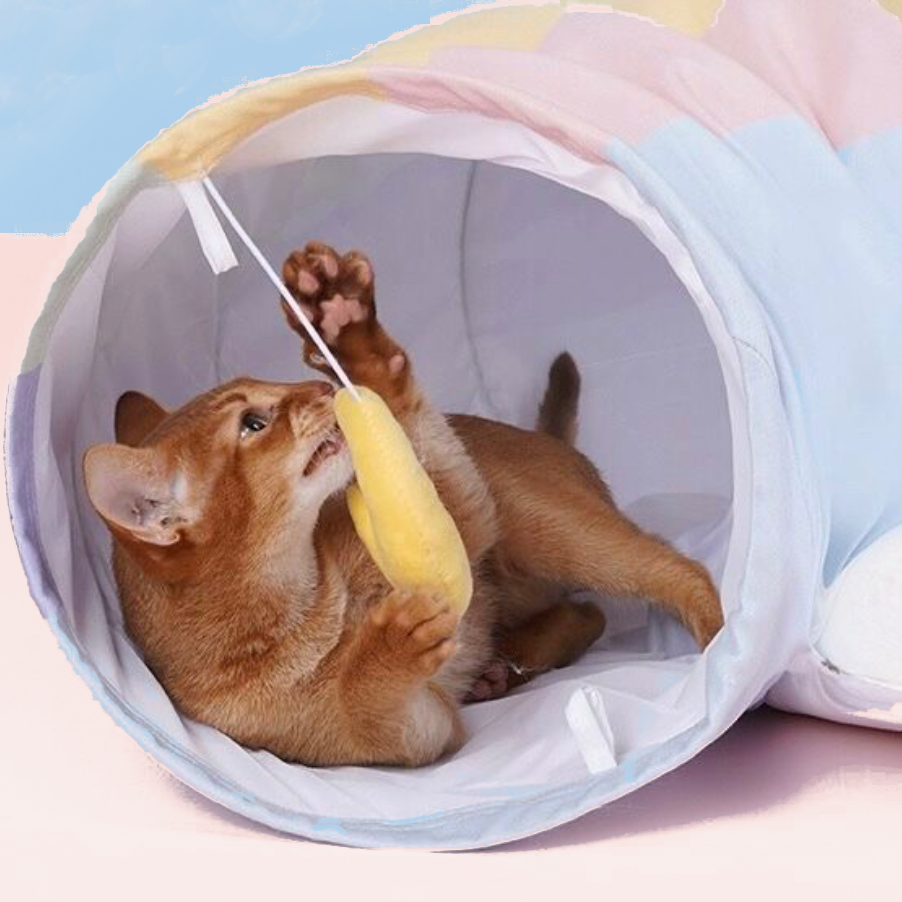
[7,0,902,849]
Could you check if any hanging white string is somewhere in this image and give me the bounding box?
[201,176,361,401]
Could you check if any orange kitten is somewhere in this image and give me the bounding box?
[84,242,723,767]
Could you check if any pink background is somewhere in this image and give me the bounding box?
[2,219,901,894]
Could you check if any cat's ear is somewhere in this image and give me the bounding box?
[83,444,186,547]
[115,391,168,447]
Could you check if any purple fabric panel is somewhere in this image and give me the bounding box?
[5,368,61,622]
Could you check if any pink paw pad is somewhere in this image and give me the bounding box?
[311,251,339,280]
[320,294,367,343]
[346,256,373,287]
[295,270,320,296]
[465,660,511,703]
[388,353,406,377]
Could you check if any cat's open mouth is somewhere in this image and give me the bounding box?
[303,426,345,477]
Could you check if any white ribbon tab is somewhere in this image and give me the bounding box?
[176,180,238,275]
[565,687,618,775]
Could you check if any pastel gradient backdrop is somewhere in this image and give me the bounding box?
[2,0,901,893]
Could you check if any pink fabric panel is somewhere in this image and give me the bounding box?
[539,11,795,140]
[370,0,902,154]
[369,50,672,156]
[709,0,902,146]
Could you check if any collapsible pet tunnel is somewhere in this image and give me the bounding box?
[7,0,902,850]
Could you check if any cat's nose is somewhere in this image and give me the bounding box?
[285,382,335,418]
[296,381,334,401]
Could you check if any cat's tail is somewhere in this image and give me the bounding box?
[536,352,580,445]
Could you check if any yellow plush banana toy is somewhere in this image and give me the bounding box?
[334,386,473,614]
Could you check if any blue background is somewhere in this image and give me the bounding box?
[0,0,479,234]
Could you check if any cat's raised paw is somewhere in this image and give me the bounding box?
[281,242,375,348]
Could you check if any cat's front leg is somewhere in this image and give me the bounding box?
[281,242,419,419]
[281,241,499,563]
[338,590,465,767]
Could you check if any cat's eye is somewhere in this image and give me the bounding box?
[239,411,269,440]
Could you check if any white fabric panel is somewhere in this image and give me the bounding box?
[212,156,489,414]
[461,162,732,509]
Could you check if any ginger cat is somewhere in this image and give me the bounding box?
[84,242,723,768]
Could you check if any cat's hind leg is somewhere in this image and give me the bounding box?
[466,600,606,702]
[514,499,723,649]
[480,436,723,649]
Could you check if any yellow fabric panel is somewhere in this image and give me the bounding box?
[138,66,383,181]
[566,0,721,35]
[138,3,563,181]
[365,3,562,66]
[137,0,728,181]
[879,0,901,19]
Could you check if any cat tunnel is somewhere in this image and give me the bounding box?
[7,0,902,849]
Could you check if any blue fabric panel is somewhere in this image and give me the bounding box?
[612,118,902,584]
